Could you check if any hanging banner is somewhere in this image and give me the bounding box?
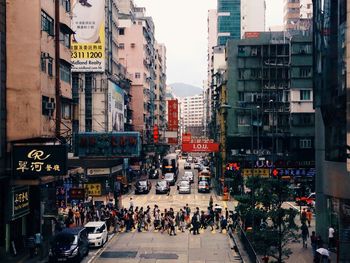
[71,0,105,72]
[108,81,125,132]
[168,100,178,144]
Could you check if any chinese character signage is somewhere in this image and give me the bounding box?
[9,186,30,221]
[13,145,68,177]
[182,133,191,144]
[74,132,141,157]
[69,188,85,200]
[108,81,125,132]
[84,183,102,197]
[71,0,105,72]
[167,100,178,144]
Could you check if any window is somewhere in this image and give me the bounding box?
[299,67,311,78]
[118,28,125,35]
[119,43,124,49]
[41,11,54,36]
[62,102,71,119]
[238,116,247,125]
[60,62,71,83]
[60,30,70,48]
[300,90,311,101]
[48,58,53,76]
[135,72,141,79]
[300,139,312,149]
[238,92,244,102]
[61,0,70,12]
[42,96,55,116]
[41,53,46,72]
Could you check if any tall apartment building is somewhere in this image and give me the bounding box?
[241,0,266,37]
[217,0,241,45]
[214,32,314,182]
[154,43,167,138]
[181,94,204,137]
[5,0,73,254]
[118,4,157,144]
[313,0,349,261]
[283,0,313,31]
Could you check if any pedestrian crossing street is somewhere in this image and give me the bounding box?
[117,226,228,235]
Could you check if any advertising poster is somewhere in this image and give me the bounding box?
[71,0,105,72]
[108,81,125,132]
[167,100,178,144]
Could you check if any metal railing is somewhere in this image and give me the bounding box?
[236,224,261,263]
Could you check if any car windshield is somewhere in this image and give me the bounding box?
[53,233,76,246]
[164,174,173,179]
[199,181,208,186]
[85,227,97,234]
[157,181,167,186]
[138,181,147,186]
[179,181,189,186]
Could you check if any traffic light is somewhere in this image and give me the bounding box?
[153,125,159,143]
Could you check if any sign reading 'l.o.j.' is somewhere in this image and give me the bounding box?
[182,142,219,153]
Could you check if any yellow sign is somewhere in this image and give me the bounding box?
[84,183,102,196]
[71,0,105,72]
[242,168,270,178]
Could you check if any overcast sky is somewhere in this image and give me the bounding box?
[133,0,284,88]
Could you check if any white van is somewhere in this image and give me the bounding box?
[84,221,108,247]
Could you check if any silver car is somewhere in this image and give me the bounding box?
[177,180,191,194]
[184,171,194,183]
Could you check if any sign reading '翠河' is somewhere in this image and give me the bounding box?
[12,145,68,177]
[74,132,141,158]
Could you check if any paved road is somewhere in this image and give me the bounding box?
[81,159,241,263]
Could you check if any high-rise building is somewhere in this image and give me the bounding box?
[241,0,266,37]
[181,94,204,137]
[217,0,241,45]
[313,0,349,261]
[283,0,312,31]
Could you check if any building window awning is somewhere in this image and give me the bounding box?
[60,22,75,35]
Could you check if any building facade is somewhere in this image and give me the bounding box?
[215,32,315,188]
[283,0,313,31]
[217,0,241,45]
[241,0,266,37]
[313,0,349,261]
[181,94,204,137]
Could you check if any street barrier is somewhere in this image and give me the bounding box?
[237,224,261,263]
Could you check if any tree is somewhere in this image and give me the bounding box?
[235,176,299,263]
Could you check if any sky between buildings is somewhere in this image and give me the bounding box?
[133,0,284,88]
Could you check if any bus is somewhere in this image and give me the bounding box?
[162,153,179,178]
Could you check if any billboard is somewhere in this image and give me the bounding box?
[71,0,105,72]
[13,145,68,177]
[108,81,124,132]
[182,142,219,152]
[74,132,141,157]
[167,100,178,144]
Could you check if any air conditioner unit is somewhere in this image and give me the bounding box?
[45,102,55,110]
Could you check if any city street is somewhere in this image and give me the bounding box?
[81,159,242,263]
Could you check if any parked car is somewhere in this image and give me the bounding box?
[184,162,191,169]
[135,180,152,194]
[164,173,176,186]
[149,169,160,179]
[296,192,315,206]
[198,180,211,193]
[194,163,201,170]
[184,171,194,183]
[177,180,191,194]
[155,180,170,194]
[84,221,108,248]
[49,227,89,263]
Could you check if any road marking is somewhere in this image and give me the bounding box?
[150,195,154,200]
[211,230,216,234]
[158,196,161,201]
[87,233,115,263]
[223,201,227,208]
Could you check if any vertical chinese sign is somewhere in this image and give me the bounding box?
[168,99,178,144]
[12,145,68,177]
[71,0,105,72]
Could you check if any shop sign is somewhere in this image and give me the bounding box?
[168,100,178,145]
[74,132,141,158]
[275,168,316,177]
[87,168,110,176]
[10,186,30,221]
[182,133,191,143]
[84,183,102,196]
[242,168,270,178]
[111,165,123,174]
[13,145,67,177]
[182,142,219,153]
[69,188,85,200]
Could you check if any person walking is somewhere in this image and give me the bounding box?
[209,195,213,208]
[301,222,309,248]
[169,215,176,236]
[306,208,313,227]
[310,231,317,258]
[220,215,227,233]
[300,208,307,225]
[328,226,335,249]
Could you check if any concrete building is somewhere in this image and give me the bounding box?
[217,0,241,45]
[283,0,312,31]
[313,0,349,261]
[241,0,266,37]
[213,32,314,188]
[118,5,157,144]
[5,0,74,255]
[181,94,204,137]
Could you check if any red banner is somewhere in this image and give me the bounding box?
[182,133,191,143]
[168,100,178,144]
[182,142,219,153]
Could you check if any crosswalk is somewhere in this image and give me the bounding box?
[122,193,215,202]
[116,226,228,235]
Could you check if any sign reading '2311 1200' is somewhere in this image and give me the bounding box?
[12,145,68,177]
